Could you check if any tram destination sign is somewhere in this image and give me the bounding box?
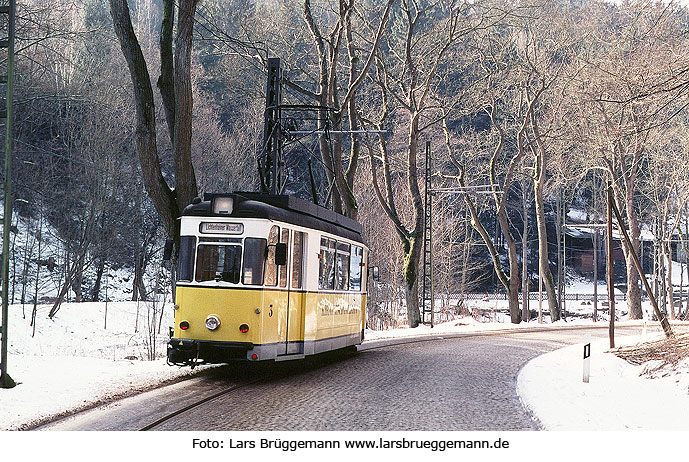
[200,222,244,234]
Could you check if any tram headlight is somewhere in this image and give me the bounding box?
[205,315,221,331]
[212,196,234,215]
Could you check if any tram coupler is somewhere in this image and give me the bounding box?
[167,339,198,367]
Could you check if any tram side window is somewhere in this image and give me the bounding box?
[349,245,363,291]
[243,238,267,285]
[319,237,335,290]
[335,242,350,291]
[195,244,242,283]
[279,228,290,288]
[177,236,196,282]
[362,249,368,292]
[291,231,303,289]
[264,225,280,287]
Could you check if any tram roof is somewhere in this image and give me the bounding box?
[182,192,364,244]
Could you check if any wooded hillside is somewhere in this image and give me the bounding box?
[6,0,689,327]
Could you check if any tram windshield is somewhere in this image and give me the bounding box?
[195,244,242,283]
[177,234,269,285]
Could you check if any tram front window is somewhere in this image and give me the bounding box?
[242,238,267,285]
[195,244,242,283]
[177,236,196,282]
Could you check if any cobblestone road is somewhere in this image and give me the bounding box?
[154,328,622,431]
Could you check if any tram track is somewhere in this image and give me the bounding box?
[39,323,655,431]
[138,324,647,431]
[139,376,268,431]
[137,350,358,431]
[145,326,639,431]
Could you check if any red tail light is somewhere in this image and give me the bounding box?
[180,321,190,330]
[239,324,249,333]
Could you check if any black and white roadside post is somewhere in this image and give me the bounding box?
[583,334,591,383]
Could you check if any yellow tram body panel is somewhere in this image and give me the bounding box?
[173,285,365,357]
[174,286,266,344]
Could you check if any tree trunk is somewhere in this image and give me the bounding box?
[623,201,643,319]
[135,264,148,302]
[455,164,519,322]
[49,255,82,318]
[71,261,83,303]
[403,117,425,328]
[109,0,196,245]
[663,244,675,319]
[686,216,689,318]
[31,217,43,336]
[172,0,199,212]
[91,257,105,302]
[679,257,683,319]
[461,216,469,296]
[613,157,644,320]
[301,0,394,219]
[133,252,142,302]
[158,0,175,146]
[525,89,558,322]
[404,259,421,328]
[21,214,37,310]
[534,170,560,321]
[10,215,18,304]
[593,230,598,322]
[521,182,529,323]
[496,200,522,324]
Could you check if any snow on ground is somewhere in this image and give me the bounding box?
[1,300,202,430]
[364,315,603,342]
[6,208,167,305]
[2,355,200,430]
[9,300,172,360]
[518,331,689,430]
[565,274,624,295]
[2,298,689,431]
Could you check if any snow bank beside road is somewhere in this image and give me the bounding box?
[1,356,197,430]
[518,335,689,430]
[1,301,198,430]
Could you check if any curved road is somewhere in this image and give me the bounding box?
[40,327,639,431]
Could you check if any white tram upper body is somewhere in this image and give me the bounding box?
[167,193,368,366]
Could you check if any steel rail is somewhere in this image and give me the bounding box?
[138,375,269,431]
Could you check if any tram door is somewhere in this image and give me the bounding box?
[285,230,305,355]
[270,227,304,356]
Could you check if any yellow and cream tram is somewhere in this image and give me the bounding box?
[167,192,368,366]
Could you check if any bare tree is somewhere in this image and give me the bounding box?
[570,1,689,319]
[368,0,515,325]
[109,0,199,244]
[441,20,537,324]
[647,126,689,320]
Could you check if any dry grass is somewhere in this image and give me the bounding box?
[611,328,689,367]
